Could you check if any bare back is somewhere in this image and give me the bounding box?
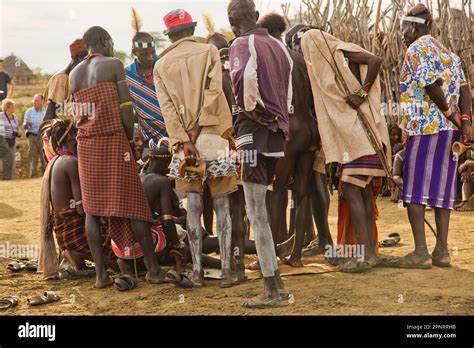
[70,57,123,93]
[51,155,82,217]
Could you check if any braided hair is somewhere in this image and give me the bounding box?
[49,119,77,151]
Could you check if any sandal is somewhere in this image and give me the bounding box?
[242,295,282,309]
[432,250,451,268]
[114,275,138,291]
[378,233,401,247]
[25,260,38,272]
[27,292,61,306]
[165,270,194,289]
[60,266,96,280]
[338,259,372,273]
[393,252,432,269]
[278,289,290,300]
[0,296,19,310]
[7,261,25,272]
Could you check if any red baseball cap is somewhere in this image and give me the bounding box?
[163,9,197,35]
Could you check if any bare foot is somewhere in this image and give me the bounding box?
[276,240,293,260]
[192,270,204,288]
[146,270,166,284]
[242,293,282,308]
[283,257,304,268]
[303,245,325,256]
[235,265,248,284]
[338,258,371,273]
[94,275,114,289]
[365,256,378,267]
[458,198,474,212]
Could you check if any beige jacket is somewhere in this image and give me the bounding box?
[301,30,391,168]
[154,36,232,148]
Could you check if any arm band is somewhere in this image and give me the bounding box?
[120,101,133,108]
[161,214,174,221]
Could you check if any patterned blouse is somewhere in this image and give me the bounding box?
[399,35,466,136]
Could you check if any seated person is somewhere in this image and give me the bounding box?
[113,142,268,277]
[46,119,117,275]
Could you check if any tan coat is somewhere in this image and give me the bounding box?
[301,30,391,168]
[154,36,232,149]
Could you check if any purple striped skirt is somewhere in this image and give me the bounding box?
[402,130,459,210]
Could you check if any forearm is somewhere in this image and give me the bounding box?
[120,106,135,141]
[425,82,449,112]
[362,56,382,91]
[44,102,57,120]
[459,85,472,122]
[116,83,135,140]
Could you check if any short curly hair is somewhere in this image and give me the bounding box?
[228,0,256,22]
[258,12,287,39]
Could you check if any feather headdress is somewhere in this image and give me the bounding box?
[131,7,143,34]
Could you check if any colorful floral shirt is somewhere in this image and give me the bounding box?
[399,35,466,136]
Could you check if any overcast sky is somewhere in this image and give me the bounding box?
[0,0,468,74]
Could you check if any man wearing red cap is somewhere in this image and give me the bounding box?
[41,39,89,164]
[44,39,88,122]
[154,9,237,288]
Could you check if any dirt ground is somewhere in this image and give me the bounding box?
[0,178,473,316]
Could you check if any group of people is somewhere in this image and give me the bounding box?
[29,0,471,309]
[0,53,53,180]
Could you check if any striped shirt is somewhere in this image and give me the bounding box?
[0,112,18,139]
[23,107,45,134]
[125,58,168,144]
[0,115,5,137]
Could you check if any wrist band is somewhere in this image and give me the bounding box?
[75,200,83,206]
[354,83,370,99]
[461,115,471,122]
[120,101,133,108]
[161,214,174,221]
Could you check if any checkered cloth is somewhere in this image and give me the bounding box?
[74,82,152,250]
[51,208,114,259]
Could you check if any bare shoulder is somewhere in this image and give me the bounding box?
[100,57,124,70]
[58,155,78,171]
[69,62,86,92]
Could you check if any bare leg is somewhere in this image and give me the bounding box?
[361,183,377,262]
[286,151,313,267]
[243,181,281,300]
[406,203,430,260]
[85,214,112,288]
[230,186,247,282]
[187,192,204,287]
[269,157,295,244]
[214,195,233,284]
[341,182,376,267]
[203,184,214,235]
[130,219,161,283]
[433,208,451,265]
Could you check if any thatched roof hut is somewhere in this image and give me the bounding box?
[2,54,35,85]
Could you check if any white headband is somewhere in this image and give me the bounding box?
[133,41,155,49]
[401,16,429,25]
